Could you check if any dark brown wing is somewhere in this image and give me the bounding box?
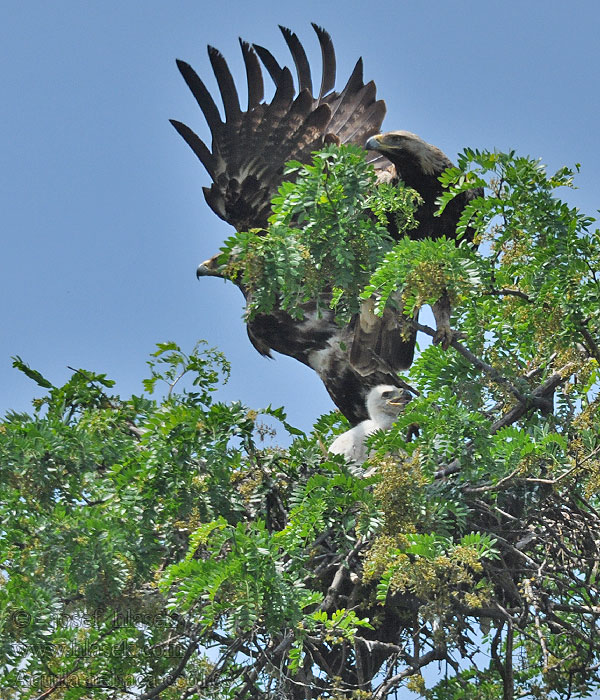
[171,24,386,232]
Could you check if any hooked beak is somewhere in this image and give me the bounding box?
[365,134,383,151]
[196,254,225,279]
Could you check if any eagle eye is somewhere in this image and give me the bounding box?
[381,390,392,398]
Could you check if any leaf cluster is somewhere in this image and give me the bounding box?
[0,346,387,698]
[219,144,421,323]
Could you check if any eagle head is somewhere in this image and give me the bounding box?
[366,384,410,429]
[365,131,451,177]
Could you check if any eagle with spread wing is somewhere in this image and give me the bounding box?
[171,24,481,424]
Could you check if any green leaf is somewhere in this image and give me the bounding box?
[11,356,54,389]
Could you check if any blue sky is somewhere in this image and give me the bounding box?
[2,1,600,433]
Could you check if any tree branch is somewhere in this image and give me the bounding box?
[411,319,533,404]
[372,645,447,700]
[435,362,576,478]
[503,623,514,700]
[137,636,198,700]
[575,319,600,364]
[485,287,533,303]
[235,633,295,700]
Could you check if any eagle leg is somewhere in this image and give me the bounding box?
[431,290,453,351]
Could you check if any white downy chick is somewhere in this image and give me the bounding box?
[329,385,408,465]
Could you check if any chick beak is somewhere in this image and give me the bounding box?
[387,390,408,407]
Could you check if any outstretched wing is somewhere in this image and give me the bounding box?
[171,24,387,232]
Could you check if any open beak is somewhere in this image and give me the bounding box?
[387,390,410,407]
[387,396,404,407]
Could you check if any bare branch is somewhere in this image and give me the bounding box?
[372,645,447,699]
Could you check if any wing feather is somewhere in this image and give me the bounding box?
[311,23,336,99]
[208,46,241,123]
[252,43,283,83]
[240,39,264,110]
[279,25,313,94]
[175,59,222,134]
[169,119,216,179]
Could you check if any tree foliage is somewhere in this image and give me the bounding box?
[219,144,422,323]
[3,148,600,699]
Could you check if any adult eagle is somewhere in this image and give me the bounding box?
[171,25,481,424]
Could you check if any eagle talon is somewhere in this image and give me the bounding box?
[433,325,454,351]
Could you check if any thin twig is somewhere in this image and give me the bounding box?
[410,320,531,404]
[372,645,447,700]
